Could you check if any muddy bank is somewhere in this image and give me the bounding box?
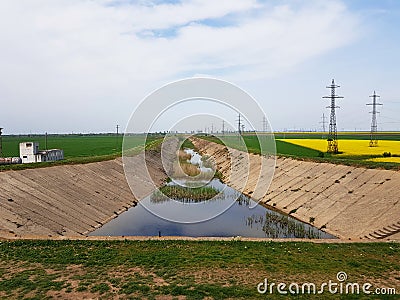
[191,137,400,240]
[0,142,176,238]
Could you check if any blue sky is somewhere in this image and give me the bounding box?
[0,0,400,133]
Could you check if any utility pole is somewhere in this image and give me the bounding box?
[222,120,225,136]
[367,91,382,147]
[45,132,48,150]
[0,127,3,157]
[319,113,327,132]
[323,79,343,153]
[211,123,214,134]
[237,114,242,134]
[116,124,120,150]
[262,116,268,132]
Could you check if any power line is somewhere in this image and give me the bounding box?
[323,79,343,153]
[237,114,242,134]
[116,124,120,150]
[319,113,328,132]
[367,91,383,147]
[262,116,268,132]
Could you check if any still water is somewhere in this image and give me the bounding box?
[90,149,334,238]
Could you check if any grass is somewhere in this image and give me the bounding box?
[152,185,220,202]
[180,137,197,150]
[0,134,162,171]
[2,134,126,158]
[0,240,398,299]
[276,140,325,158]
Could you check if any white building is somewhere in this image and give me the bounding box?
[19,142,64,164]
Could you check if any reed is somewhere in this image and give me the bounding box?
[151,185,220,202]
[178,150,192,162]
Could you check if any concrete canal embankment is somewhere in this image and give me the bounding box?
[1,135,400,241]
[0,147,172,238]
[191,138,400,241]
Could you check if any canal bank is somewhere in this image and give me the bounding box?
[89,145,333,239]
[1,136,400,241]
[191,137,400,241]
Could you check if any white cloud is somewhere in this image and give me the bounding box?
[0,0,362,133]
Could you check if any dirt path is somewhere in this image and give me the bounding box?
[191,137,400,241]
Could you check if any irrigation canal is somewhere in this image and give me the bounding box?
[91,149,334,239]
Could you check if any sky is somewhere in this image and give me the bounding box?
[1,0,400,134]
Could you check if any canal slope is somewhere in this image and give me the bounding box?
[0,148,171,238]
[191,137,400,241]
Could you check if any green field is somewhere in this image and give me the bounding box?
[0,134,162,170]
[3,132,400,170]
[3,135,129,158]
[0,240,398,299]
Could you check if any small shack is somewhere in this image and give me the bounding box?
[19,142,64,164]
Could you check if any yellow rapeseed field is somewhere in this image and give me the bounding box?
[279,139,400,162]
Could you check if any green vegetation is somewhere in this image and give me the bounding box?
[248,211,323,239]
[0,240,398,299]
[152,185,220,202]
[0,134,162,171]
[2,134,126,158]
[276,140,326,158]
[180,137,197,150]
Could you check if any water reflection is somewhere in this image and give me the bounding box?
[90,177,334,239]
[246,212,323,239]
